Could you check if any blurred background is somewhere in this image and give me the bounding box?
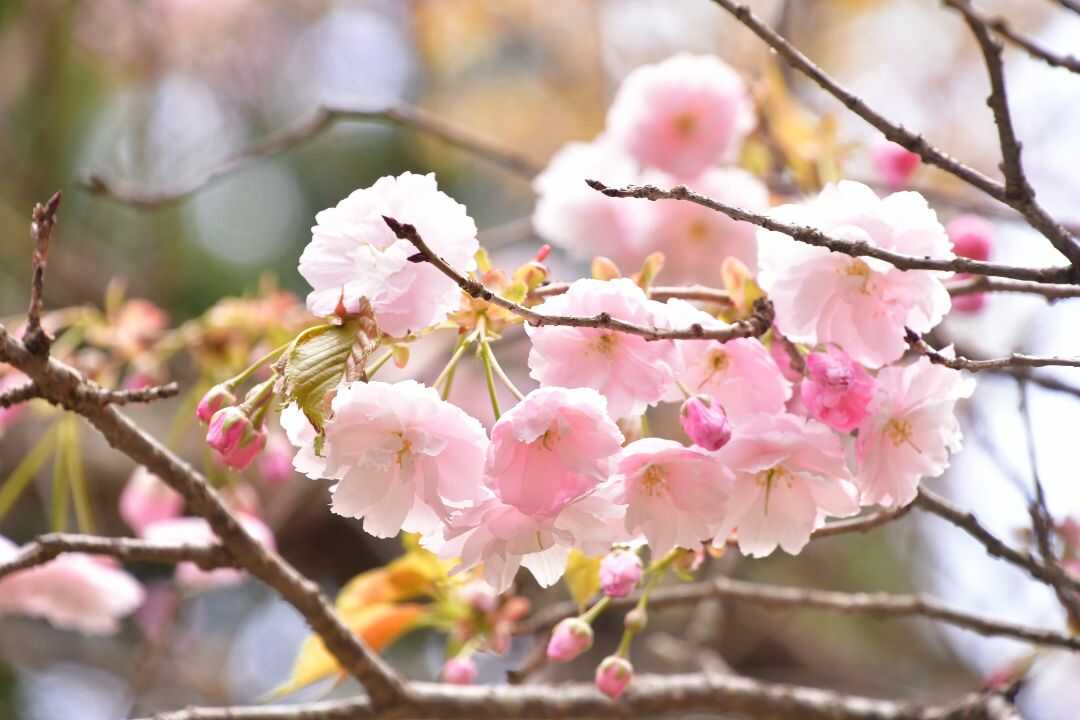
[2,1,1080,718]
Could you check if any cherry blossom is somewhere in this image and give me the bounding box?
[871,140,920,189]
[142,513,275,590]
[662,299,791,417]
[679,395,732,451]
[856,356,974,508]
[119,466,183,535]
[532,138,649,268]
[947,214,994,313]
[637,167,768,283]
[298,172,478,337]
[526,279,680,419]
[196,383,236,424]
[612,437,732,557]
[800,346,876,433]
[758,181,953,368]
[206,406,266,470]
[599,549,644,598]
[607,53,755,178]
[442,656,478,685]
[595,656,634,699]
[715,413,859,557]
[0,535,145,635]
[547,617,594,661]
[279,402,332,480]
[318,380,489,538]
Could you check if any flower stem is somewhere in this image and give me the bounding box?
[483,329,525,401]
[478,320,502,420]
[365,349,395,379]
[580,596,611,624]
[434,329,478,395]
[227,337,296,388]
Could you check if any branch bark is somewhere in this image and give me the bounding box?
[906,330,1080,371]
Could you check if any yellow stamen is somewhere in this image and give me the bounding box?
[641,465,667,497]
[884,418,922,452]
[841,259,874,295]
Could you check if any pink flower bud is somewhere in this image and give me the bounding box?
[206,407,266,470]
[623,607,647,633]
[871,140,920,189]
[679,396,731,451]
[595,656,633,699]
[546,617,594,662]
[599,550,643,599]
[459,580,498,614]
[947,215,994,314]
[119,466,183,535]
[800,347,875,433]
[196,384,237,424]
[441,655,478,685]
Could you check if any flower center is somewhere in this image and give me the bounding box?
[538,425,561,451]
[697,349,730,390]
[687,219,710,242]
[641,465,668,497]
[394,433,413,466]
[756,466,793,514]
[884,418,921,452]
[672,112,698,137]
[594,332,618,355]
[841,259,874,294]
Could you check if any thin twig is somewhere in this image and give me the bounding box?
[83,105,539,209]
[23,191,61,355]
[0,381,40,408]
[996,368,1080,399]
[946,275,1080,301]
[906,329,1080,371]
[534,282,734,307]
[384,216,775,343]
[590,181,1075,284]
[0,533,233,581]
[81,381,181,406]
[986,12,1080,74]
[710,0,1080,269]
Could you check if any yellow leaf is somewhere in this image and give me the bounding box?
[563,550,601,611]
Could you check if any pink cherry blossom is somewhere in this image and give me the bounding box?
[0,535,144,635]
[947,215,994,313]
[758,181,953,368]
[526,279,680,419]
[595,656,634,699]
[714,413,859,557]
[442,655,478,685]
[607,53,755,178]
[856,356,974,508]
[599,549,643,598]
[196,383,236,424]
[206,406,266,470]
[662,299,791,417]
[800,346,876,433]
[532,138,650,268]
[318,380,488,538]
[612,438,732,557]
[871,140,920,189]
[119,466,183,534]
[279,402,333,480]
[637,167,767,283]
[547,617,594,661]
[142,513,275,590]
[298,172,478,337]
[258,429,295,485]
[679,395,732,451]
[768,334,804,383]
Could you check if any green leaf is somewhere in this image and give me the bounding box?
[563,550,602,611]
[66,418,94,534]
[279,324,355,432]
[0,424,58,521]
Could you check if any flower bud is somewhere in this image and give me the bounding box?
[546,617,594,662]
[595,656,633,699]
[871,140,919,189]
[623,607,647,634]
[947,215,994,314]
[599,550,643,599]
[196,383,237,424]
[679,396,731,451]
[441,655,478,685]
[119,466,183,535]
[206,407,266,470]
[800,347,875,433]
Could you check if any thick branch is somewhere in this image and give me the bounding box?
[591,181,1074,283]
[83,381,181,405]
[0,533,233,580]
[0,325,406,709]
[534,282,733,307]
[132,677,1008,720]
[23,192,61,354]
[0,381,40,408]
[906,329,1080,371]
[385,216,775,342]
[710,0,1080,269]
[84,105,538,209]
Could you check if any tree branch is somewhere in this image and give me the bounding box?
[946,275,1080,301]
[131,677,1010,720]
[533,282,733,307]
[590,181,1075,284]
[83,105,539,209]
[23,191,61,355]
[710,0,1080,269]
[0,381,40,408]
[986,11,1080,74]
[905,329,1080,371]
[384,216,775,342]
[81,381,181,406]
[0,533,233,580]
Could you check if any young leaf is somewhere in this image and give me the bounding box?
[563,550,602,610]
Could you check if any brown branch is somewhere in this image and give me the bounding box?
[914,488,1080,595]
[986,12,1080,74]
[83,105,539,209]
[82,381,181,406]
[0,381,40,408]
[946,275,1080,301]
[131,678,1010,720]
[996,368,1080,399]
[534,282,733,307]
[0,533,234,581]
[590,181,1075,284]
[1052,0,1080,16]
[23,191,61,355]
[0,335,405,706]
[384,216,775,342]
[710,0,1080,269]
[905,329,1080,371]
